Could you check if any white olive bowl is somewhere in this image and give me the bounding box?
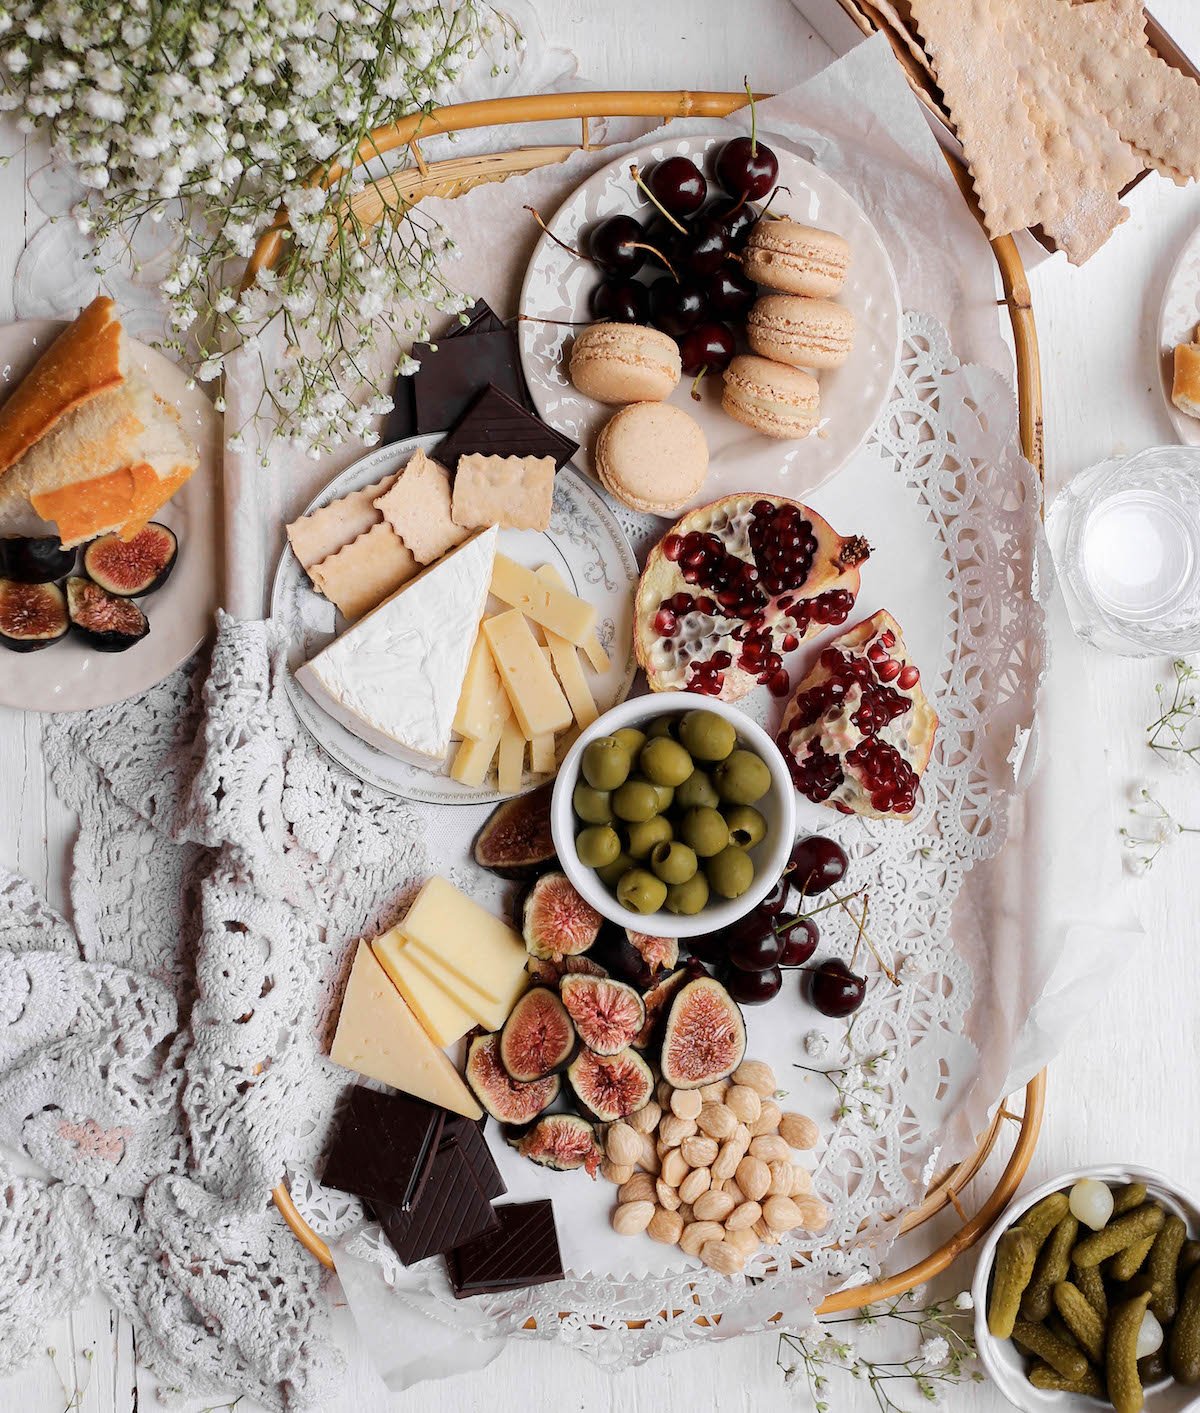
[971,1164,1200,1412]
[550,691,797,940]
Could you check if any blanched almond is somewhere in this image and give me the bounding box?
[725,1085,762,1124]
[766,1159,794,1196]
[661,1148,690,1188]
[790,1166,813,1196]
[678,1167,712,1204]
[750,1100,782,1136]
[637,1133,661,1174]
[670,1088,703,1120]
[692,1188,736,1223]
[656,1178,681,1211]
[724,1226,762,1258]
[700,1238,745,1273]
[607,1123,642,1166]
[795,1196,831,1232]
[725,1200,762,1231]
[618,1172,656,1204]
[712,1130,751,1181]
[648,1206,684,1245]
[779,1112,820,1150]
[612,1200,655,1235]
[735,1155,770,1203]
[679,1220,726,1256]
[761,1195,804,1231]
[753,1217,782,1244]
[658,1113,697,1148]
[601,1158,634,1185]
[732,1059,777,1096]
[629,1100,662,1135]
[724,1178,746,1205]
[749,1134,790,1163]
[680,1135,719,1169]
[699,1080,730,1103]
[656,1079,675,1108]
[696,1103,737,1140]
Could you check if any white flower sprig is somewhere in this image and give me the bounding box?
[1147,658,1200,770]
[1119,785,1200,875]
[0,0,510,457]
[795,1046,895,1129]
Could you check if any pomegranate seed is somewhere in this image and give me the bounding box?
[898,664,920,689]
[654,608,678,635]
[880,629,896,648]
[663,535,683,561]
[694,595,715,614]
[782,633,799,652]
[866,642,887,662]
[767,668,790,697]
[820,648,843,671]
[876,658,902,682]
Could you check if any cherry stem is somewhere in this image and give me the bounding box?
[848,892,869,971]
[689,366,707,401]
[773,886,865,934]
[629,241,678,280]
[758,183,791,221]
[524,205,583,260]
[516,314,592,328]
[837,892,899,986]
[744,75,758,157]
[629,164,687,234]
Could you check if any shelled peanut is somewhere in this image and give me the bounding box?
[606,1058,827,1271]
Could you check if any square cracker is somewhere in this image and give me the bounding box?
[308,522,418,622]
[286,471,398,571]
[374,448,468,564]
[451,454,555,531]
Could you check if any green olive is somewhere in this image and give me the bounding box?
[724,805,767,849]
[714,749,771,805]
[705,845,755,899]
[666,873,710,915]
[679,709,737,762]
[650,840,698,885]
[674,769,719,811]
[645,715,677,740]
[652,783,675,812]
[573,782,614,825]
[639,736,695,788]
[596,851,633,889]
[582,737,632,791]
[612,727,647,756]
[576,825,621,868]
[617,868,668,914]
[613,780,660,823]
[679,806,729,858]
[626,815,673,859]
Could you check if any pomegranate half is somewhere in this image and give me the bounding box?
[776,609,938,820]
[634,494,870,701]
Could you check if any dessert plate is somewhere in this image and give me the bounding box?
[0,318,221,713]
[1158,219,1200,446]
[273,434,638,805]
[518,130,902,512]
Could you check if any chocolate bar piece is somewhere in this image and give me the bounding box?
[446,299,506,338]
[413,328,532,436]
[434,384,578,472]
[320,1086,445,1213]
[443,1112,505,1201]
[374,1136,498,1266]
[446,1200,564,1299]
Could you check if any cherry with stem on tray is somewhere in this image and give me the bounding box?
[679,321,736,397]
[725,963,783,1005]
[646,155,708,219]
[808,958,866,1018]
[648,276,707,338]
[705,265,757,320]
[787,836,849,896]
[589,278,650,324]
[713,79,780,203]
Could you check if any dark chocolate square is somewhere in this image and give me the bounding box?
[374,1137,499,1267]
[446,1200,564,1299]
[443,1112,505,1201]
[320,1086,444,1213]
[445,300,506,338]
[412,328,532,435]
[433,384,578,471]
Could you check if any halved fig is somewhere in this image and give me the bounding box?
[475,780,556,876]
[588,925,654,988]
[521,871,602,960]
[465,1032,560,1124]
[0,536,75,584]
[560,975,646,1056]
[635,493,870,701]
[633,962,704,1051]
[567,1047,655,1122]
[65,577,149,652]
[83,521,178,597]
[626,932,679,977]
[660,976,746,1090]
[514,1113,602,1176]
[499,987,577,1082]
[526,953,608,987]
[0,579,68,651]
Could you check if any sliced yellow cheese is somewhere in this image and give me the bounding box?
[498,715,526,794]
[371,925,474,1046]
[401,876,528,1007]
[404,940,528,1033]
[450,725,502,786]
[534,600,599,728]
[329,943,481,1119]
[530,732,556,773]
[536,563,610,671]
[453,634,510,740]
[490,554,597,645]
[483,610,572,739]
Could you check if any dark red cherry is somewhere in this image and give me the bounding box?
[648,276,706,337]
[648,156,708,218]
[678,321,736,377]
[589,278,649,324]
[587,214,648,276]
[725,963,783,1005]
[683,931,725,964]
[778,915,819,967]
[758,877,790,917]
[716,200,759,251]
[714,135,779,200]
[728,921,785,972]
[809,958,866,1017]
[788,836,848,895]
[679,217,731,276]
[705,265,757,319]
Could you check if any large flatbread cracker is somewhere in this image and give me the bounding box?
[373,448,468,564]
[286,471,398,571]
[308,522,418,622]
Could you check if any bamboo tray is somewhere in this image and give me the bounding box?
[257,88,1047,1319]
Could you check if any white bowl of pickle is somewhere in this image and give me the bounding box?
[971,1165,1200,1412]
[550,692,796,939]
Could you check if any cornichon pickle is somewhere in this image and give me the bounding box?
[1138,1351,1168,1385]
[1018,1191,1072,1250]
[1073,1203,1165,1268]
[1109,1235,1157,1283]
[1169,1263,1200,1385]
[1107,1290,1153,1413]
[1028,1361,1105,1397]
[988,1227,1039,1338]
[1021,1214,1079,1321]
[1012,1318,1089,1382]
[1180,1238,1200,1279]
[1074,1261,1108,1321]
[1053,1280,1106,1364]
[1146,1213,1187,1323]
[1111,1182,1149,1217]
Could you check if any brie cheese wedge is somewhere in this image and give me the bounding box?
[296,526,497,767]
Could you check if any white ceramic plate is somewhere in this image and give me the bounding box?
[0,318,221,712]
[518,130,902,512]
[1158,221,1200,446]
[273,434,638,805]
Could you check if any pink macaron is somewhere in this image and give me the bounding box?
[743,221,851,298]
[721,355,820,440]
[594,402,708,515]
[747,294,855,370]
[569,322,681,404]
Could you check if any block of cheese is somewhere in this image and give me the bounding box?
[404,940,527,1033]
[450,725,502,787]
[401,876,528,1007]
[483,610,572,739]
[536,563,610,672]
[497,715,526,794]
[530,732,556,773]
[296,527,497,767]
[490,554,597,645]
[372,926,475,1046]
[330,942,481,1119]
[453,634,510,741]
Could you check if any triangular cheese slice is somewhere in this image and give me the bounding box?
[296,526,497,766]
[329,943,481,1120]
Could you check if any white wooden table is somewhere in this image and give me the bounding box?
[4,2,1200,1408]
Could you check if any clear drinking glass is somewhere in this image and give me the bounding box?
[1046,446,1200,656]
